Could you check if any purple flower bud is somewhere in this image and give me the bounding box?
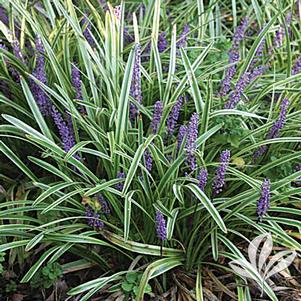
[167,96,184,136]
[253,99,289,160]
[185,113,199,171]
[197,168,208,191]
[257,179,270,221]
[156,211,167,241]
[212,150,231,196]
[116,172,125,191]
[151,101,163,134]
[177,125,187,153]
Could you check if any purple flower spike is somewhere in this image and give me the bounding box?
[51,105,79,159]
[114,5,121,20]
[130,44,142,120]
[144,149,152,172]
[253,99,289,161]
[151,101,163,134]
[98,195,110,215]
[297,0,301,18]
[250,29,266,69]
[185,113,199,171]
[197,168,208,191]
[72,65,83,100]
[177,24,189,50]
[99,0,108,12]
[156,211,167,241]
[116,172,125,191]
[158,32,168,53]
[0,5,9,27]
[177,124,187,153]
[212,150,231,196]
[232,18,249,48]
[219,18,248,96]
[224,65,265,109]
[31,36,52,116]
[292,56,301,75]
[224,73,250,109]
[274,13,292,48]
[124,27,134,47]
[9,36,25,82]
[11,38,24,63]
[167,96,184,136]
[86,206,104,229]
[268,98,290,137]
[81,14,95,47]
[129,103,137,121]
[71,65,86,114]
[257,179,270,221]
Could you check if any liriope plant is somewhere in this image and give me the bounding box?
[0,0,300,300]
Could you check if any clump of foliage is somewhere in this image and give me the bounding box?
[0,0,300,300]
[31,262,63,289]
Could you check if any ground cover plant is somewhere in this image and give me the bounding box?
[0,0,300,300]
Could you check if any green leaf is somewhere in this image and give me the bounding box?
[185,184,227,233]
[0,141,38,182]
[124,191,134,241]
[121,135,155,196]
[135,258,183,301]
[21,78,53,141]
[102,230,184,257]
[21,247,60,283]
[121,281,134,292]
[180,48,204,113]
[115,47,135,145]
[126,272,138,284]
